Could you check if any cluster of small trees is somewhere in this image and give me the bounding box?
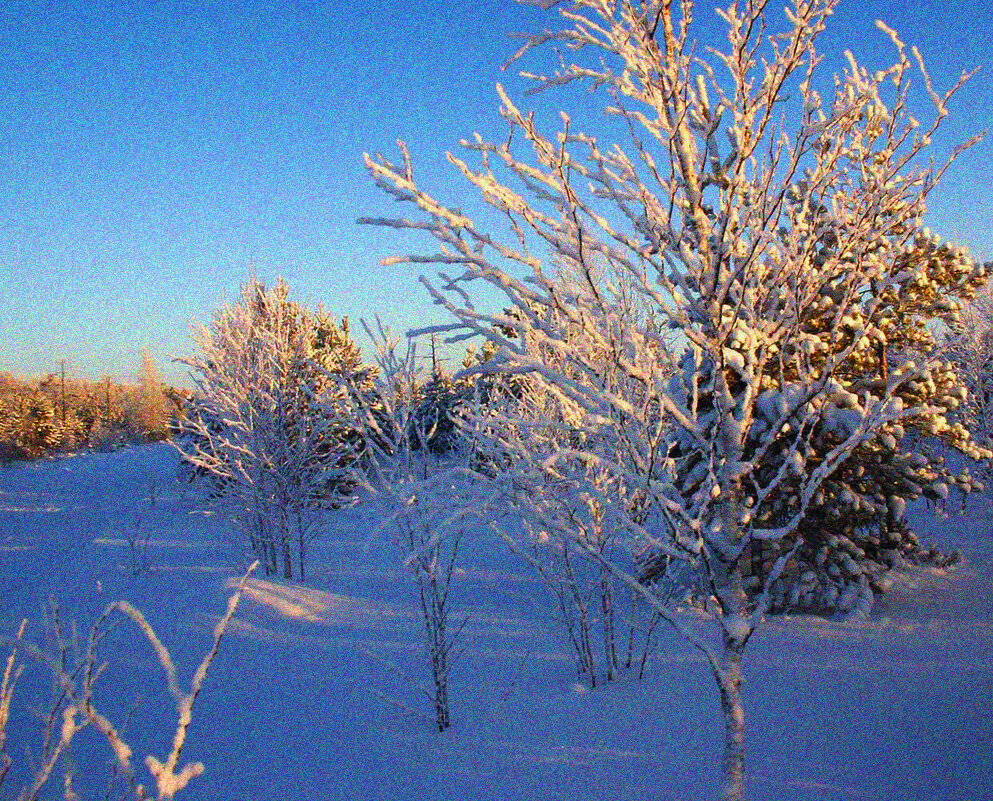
[356,0,992,798]
[0,355,178,462]
[6,0,992,793]
[172,277,375,581]
[164,0,993,797]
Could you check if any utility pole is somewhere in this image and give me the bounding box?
[60,360,67,425]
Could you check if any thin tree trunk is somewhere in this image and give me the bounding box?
[715,486,748,801]
[60,360,67,427]
[718,638,745,801]
[599,564,616,679]
[267,531,278,576]
[282,517,293,580]
[298,525,306,583]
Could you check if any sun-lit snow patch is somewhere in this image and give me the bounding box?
[752,772,872,797]
[223,577,332,622]
[471,738,663,768]
[226,576,401,626]
[93,538,211,549]
[0,502,61,512]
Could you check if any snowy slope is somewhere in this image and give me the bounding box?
[1,444,991,800]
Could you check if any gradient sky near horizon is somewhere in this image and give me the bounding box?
[1,0,990,388]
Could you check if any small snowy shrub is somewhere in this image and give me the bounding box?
[458,284,668,685]
[0,564,255,800]
[330,323,480,731]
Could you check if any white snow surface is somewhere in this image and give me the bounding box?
[1,443,991,800]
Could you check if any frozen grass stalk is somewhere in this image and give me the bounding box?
[0,562,257,800]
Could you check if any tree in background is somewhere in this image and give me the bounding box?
[362,0,987,797]
[6,389,61,458]
[0,365,181,460]
[125,350,171,441]
[947,279,993,468]
[174,276,368,580]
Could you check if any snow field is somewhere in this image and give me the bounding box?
[1,443,991,800]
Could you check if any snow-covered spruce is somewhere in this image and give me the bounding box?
[945,279,993,475]
[641,240,990,615]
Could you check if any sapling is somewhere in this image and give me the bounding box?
[330,321,483,731]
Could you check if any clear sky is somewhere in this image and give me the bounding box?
[1,0,990,388]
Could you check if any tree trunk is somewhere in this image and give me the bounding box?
[714,488,748,801]
[282,524,293,580]
[599,564,617,679]
[718,637,745,801]
[298,527,306,582]
[267,533,278,576]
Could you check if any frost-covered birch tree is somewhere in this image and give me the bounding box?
[328,322,482,731]
[175,277,366,580]
[360,0,988,797]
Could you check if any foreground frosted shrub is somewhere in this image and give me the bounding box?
[0,564,255,800]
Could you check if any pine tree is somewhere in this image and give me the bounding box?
[20,390,61,457]
[128,350,170,440]
[642,233,989,615]
[947,278,993,461]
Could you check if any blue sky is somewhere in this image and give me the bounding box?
[1,0,990,387]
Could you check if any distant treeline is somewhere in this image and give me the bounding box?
[0,352,187,461]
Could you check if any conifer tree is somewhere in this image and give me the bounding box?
[128,350,171,441]
[947,279,993,462]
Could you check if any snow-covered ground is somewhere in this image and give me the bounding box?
[1,443,991,800]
